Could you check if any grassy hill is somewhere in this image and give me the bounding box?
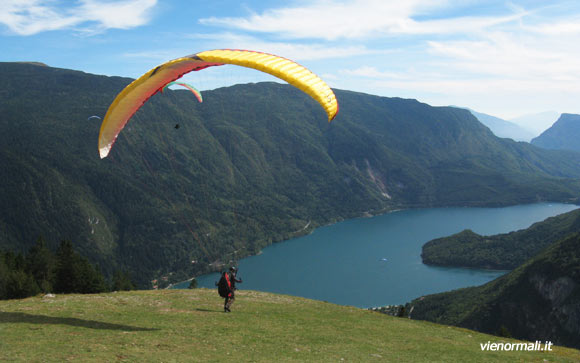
[1,289,579,362]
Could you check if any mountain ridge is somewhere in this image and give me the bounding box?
[532,113,580,152]
[2,61,580,287]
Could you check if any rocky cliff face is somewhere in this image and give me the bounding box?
[521,273,580,345]
[410,233,580,349]
[488,271,580,347]
[532,275,576,306]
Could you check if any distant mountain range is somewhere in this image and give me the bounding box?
[510,111,561,136]
[465,108,536,142]
[2,62,580,287]
[465,108,563,142]
[531,113,580,152]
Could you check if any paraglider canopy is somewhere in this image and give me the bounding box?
[98,49,339,159]
[162,81,203,103]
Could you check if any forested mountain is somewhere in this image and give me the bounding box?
[422,208,580,269]
[2,62,580,287]
[531,113,580,151]
[410,232,580,349]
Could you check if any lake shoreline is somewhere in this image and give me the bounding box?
[171,202,577,293]
[171,206,407,288]
[172,203,577,307]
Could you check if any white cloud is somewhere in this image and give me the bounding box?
[407,13,525,35]
[121,49,179,61]
[385,77,580,95]
[426,31,580,83]
[343,66,407,80]
[77,0,157,30]
[200,0,428,40]
[199,0,522,40]
[337,67,580,118]
[188,32,386,61]
[0,0,79,35]
[342,43,580,96]
[327,2,580,115]
[524,19,580,35]
[0,0,157,36]
[120,32,384,67]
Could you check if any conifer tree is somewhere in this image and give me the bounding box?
[111,270,136,291]
[26,237,56,293]
[5,269,39,299]
[0,252,9,299]
[54,240,79,294]
[54,240,107,294]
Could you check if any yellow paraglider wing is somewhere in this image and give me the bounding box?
[98,49,338,159]
[196,50,338,121]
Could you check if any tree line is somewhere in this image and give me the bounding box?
[0,238,135,300]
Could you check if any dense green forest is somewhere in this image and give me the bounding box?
[0,238,134,300]
[409,232,580,349]
[2,62,580,287]
[422,208,580,269]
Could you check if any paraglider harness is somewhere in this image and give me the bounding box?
[217,267,242,298]
[217,271,232,298]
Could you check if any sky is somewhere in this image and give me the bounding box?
[2,0,580,122]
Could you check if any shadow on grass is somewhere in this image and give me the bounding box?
[0,312,158,331]
[193,308,222,313]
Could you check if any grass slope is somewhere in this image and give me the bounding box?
[1,290,579,362]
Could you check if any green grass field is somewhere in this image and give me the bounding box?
[1,289,578,362]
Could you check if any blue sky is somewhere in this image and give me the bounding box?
[2,0,580,121]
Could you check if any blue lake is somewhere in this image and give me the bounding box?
[175,203,578,308]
